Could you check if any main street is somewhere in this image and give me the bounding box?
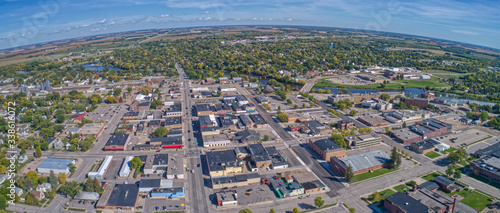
[176,62,210,213]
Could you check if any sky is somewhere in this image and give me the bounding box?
[0,0,499,50]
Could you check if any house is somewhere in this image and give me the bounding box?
[47,137,64,149]
[219,77,230,84]
[71,113,87,123]
[308,139,346,161]
[18,154,29,163]
[29,190,45,200]
[36,183,52,192]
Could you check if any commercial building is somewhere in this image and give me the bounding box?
[137,102,151,111]
[77,123,106,138]
[104,133,130,151]
[149,136,183,149]
[195,104,214,116]
[434,176,458,193]
[357,115,387,127]
[211,173,260,189]
[123,111,140,120]
[249,114,268,128]
[233,129,261,143]
[330,150,390,176]
[415,118,452,136]
[138,179,173,193]
[401,97,430,109]
[203,134,231,147]
[384,188,457,213]
[410,140,439,154]
[150,187,185,198]
[164,103,182,117]
[37,158,75,174]
[357,74,389,83]
[247,144,287,170]
[328,91,403,105]
[469,156,500,183]
[344,133,381,149]
[144,154,168,174]
[88,156,113,179]
[119,156,133,177]
[216,190,238,207]
[338,120,355,129]
[206,150,243,177]
[96,184,139,210]
[308,139,346,161]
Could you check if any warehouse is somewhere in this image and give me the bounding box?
[37,158,76,174]
[330,150,390,176]
[88,156,113,179]
[119,156,133,177]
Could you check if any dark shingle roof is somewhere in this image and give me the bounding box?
[312,139,342,151]
[385,192,430,213]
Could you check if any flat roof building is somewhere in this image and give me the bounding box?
[37,158,76,174]
[345,133,381,149]
[330,150,390,176]
[206,150,242,177]
[104,133,130,151]
[308,139,346,161]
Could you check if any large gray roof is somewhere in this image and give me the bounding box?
[385,193,430,213]
[333,150,390,172]
[38,158,75,170]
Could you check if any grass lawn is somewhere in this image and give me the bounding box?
[447,147,457,153]
[459,160,468,167]
[421,172,442,181]
[425,151,441,159]
[369,189,396,203]
[461,191,493,212]
[466,156,478,163]
[393,184,410,192]
[68,208,86,212]
[468,173,500,190]
[352,168,398,182]
[440,151,448,155]
[444,188,472,197]
[314,77,450,90]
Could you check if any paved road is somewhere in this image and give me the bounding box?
[176,62,209,213]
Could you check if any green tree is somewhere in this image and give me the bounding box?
[331,133,347,148]
[58,173,66,184]
[480,111,489,122]
[55,109,66,123]
[381,94,390,101]
[294,104,299,109]
[58,181,81,198]
[447,152,461,164]
[34,147,42,158]
[277,112,288,123]
[346,164,354,183]
[25,193,36,205]
[407,180,417,187]
[239,208,253,213]
[269,209,276,213]
[385,126,390,133]
[349,110,357,116]
[371,192,380,201]
[287,99,293,105]
[27,171,39,184]
[263,135,269,141]
[69,163,76,173]
[302,103,306,108]
[0,195,6,209]
[153,127,170,138]
[389,146,402,169]
[293,208,299,213]
[49,170,58,187]
[314,196,324,208]
[402,122,407,128]
[446,166,454,177]
[349,207,356,213]
[40,142,49,151]
[454,170,462,179]
[130,157,143,170]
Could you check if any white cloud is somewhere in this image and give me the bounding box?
[99,19,107,23]
[451,30,479,35]
[161,14,169,17]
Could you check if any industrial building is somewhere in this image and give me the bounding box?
[330,150,390,176]
[88,156,113,179]
[119,156,133,177]
[37,158,75,174]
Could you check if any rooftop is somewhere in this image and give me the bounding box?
[249,114,267,125]
[105,133,129,146]
[311,139,343,152]
[38,158,75,170]
[332,150,390,172]
[106,184,139,207]
[385,192,430,213]
[165,116,182,126]
[206,150,240,172]
[409,125,434,136]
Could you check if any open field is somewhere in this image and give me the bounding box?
[460,191,493,212]
[315,77,450,90]
[425,151,441,159]
[392,47,452,55]
[352,168,398,183]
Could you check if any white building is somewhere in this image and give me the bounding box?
[37,158,76,174]
[119,156,133,177]
[420,75,431,80]
[88,156,113,179]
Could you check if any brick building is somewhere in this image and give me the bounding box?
[330,150,390,176]
[308,139,346,161]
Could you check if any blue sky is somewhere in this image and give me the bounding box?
[0,0,499,50]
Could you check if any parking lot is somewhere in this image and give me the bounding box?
[104,159,123,180]
[141,196,186,213]
[86,105,123,123]
[445,129,491,148]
